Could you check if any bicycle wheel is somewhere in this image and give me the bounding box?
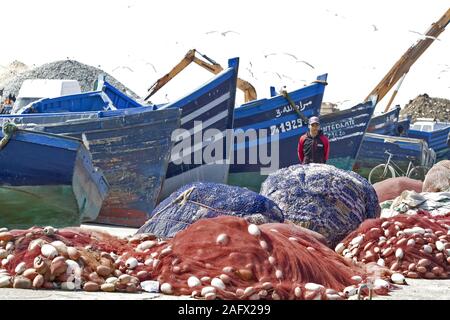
[408,166,429,181]
[368,164,395,184]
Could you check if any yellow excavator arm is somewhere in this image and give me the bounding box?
[366,8,450,112]
[144,49,257,102]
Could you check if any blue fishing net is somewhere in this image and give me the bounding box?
[260,164,380,247]
[136,182,284,238]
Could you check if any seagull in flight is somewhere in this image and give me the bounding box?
[113,66,134,72]
[325,9,346,19]
[371,24,378,32]
[266,53,315,67]
[408,30,440,41]
[282,52,298,60]
[281,74,293,81]
[264,53,277,58]
[264,52,298,60]
[205,30,240,37]
[245,67,255,78]
[263,71,282,80]
[145,62,157,73]
[296,60,315,69]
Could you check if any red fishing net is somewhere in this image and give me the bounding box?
[1,217,400,299]
[336,211,450,279]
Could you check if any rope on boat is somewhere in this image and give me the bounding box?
[143,186,241,227]
[280,90,309,124]
[0,122,17,150]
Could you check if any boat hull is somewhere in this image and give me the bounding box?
[0,185,82,229]
[158,58,239,200]
[354,133,436,179]
[39,108,181,227]
[322,101,376,171]
[367,107,401,135]
[228,76,328,191]
[408,127,450,161]
[0,130,108,228]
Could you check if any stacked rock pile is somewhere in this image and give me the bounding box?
[400,94,450,122]
[1,60,139,99]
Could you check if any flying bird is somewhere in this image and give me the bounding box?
[205,30,240,37]
[371,24,378,31]
[281,74,293,81]
[282,52,298,60]
[113,66,134,72]
[296,60,315,69]
[245,67,255,78]
[145,62,157,73]
[264,52,298,60]
[264,53,277,58]
[408,30,440,41]
[221,30,240,36]
[263,71,282,80]
[325,9,346,19]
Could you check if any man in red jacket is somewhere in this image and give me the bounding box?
[298,116,330,164]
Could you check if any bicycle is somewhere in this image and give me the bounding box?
[368,151,430,184]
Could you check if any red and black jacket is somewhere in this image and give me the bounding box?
[298,130,330,164]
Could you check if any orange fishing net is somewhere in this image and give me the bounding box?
[1,217,399,299]
[337,211,450,279]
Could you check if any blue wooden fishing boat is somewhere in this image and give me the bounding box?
[408,120,450,161]
[367,106,402,135]
[2,107,181,227]
[396,117,411,136]
[321,100,376,171]
[0,124,108,229]
[355,105,413,178]
[155,58,239,199]
[2,88,181,227]
[228,75,328,191]
[353,132,436,181]
[20,58,240,202]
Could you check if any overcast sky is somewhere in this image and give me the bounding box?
[1,0,448,114]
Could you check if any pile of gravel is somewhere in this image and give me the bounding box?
[1,60,139,99]
[400,94,450,122]
[0,60,29,90]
